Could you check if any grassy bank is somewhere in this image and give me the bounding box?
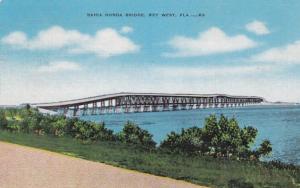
[0,130,299,188]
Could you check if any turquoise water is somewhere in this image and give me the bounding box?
[82,105,300,164]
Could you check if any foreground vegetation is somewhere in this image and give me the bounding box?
[0,107,300,187]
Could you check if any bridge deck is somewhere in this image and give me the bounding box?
[31,92,264,116]
[32,92,264,108]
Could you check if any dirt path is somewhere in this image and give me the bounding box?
[0,141,207,188]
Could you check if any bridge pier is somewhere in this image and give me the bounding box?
[143,105,150,112]
[133,106,140,113]
[163,105,170,111]
[180,104,187,110]
[73,106,79,116]
[152,105,159,112]
[91,103,97,115]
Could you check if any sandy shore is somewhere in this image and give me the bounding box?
[0,141,207,188]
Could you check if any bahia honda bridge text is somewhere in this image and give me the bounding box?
[32,92,264,117]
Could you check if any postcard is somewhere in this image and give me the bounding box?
[0,1,299,188]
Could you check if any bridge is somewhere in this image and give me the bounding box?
[32,92,265,116]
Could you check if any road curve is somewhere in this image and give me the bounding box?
[0,142,207,188]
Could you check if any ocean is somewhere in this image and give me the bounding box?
[82,104,300,164]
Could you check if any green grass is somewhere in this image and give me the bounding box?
[0,130,299,188]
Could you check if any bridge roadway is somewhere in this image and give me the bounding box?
[32,92,264,116]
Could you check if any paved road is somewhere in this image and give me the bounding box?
[0,142,207,188]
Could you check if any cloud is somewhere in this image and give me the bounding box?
[2,31,27,46]
[36,61,81,73]
[120,26,133,34]
[164,27,257,57]
[156,65,274,77]
[245,20,270,35]
[1,26,89,49]
[251,40,300,64]
[1,26,140,58]
[69,28,139,57]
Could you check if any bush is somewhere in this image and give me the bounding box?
[0,108,272,161]
[266,160,298,170]
[118,121,156,148]
[30,112,45,135]
[0,110,8,129]
[257,139,272,157]
[39,117,53,135]
[65,118,78,137]
[6,121,21,132]
[160,114,272,160]
[73,120,115,142]
[228,178,254,188]
[160,127,204,154]
[52,118,67,137]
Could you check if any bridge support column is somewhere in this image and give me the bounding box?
[63,108,68,115]
[91,103,97,115]
[108,106,115,113]
[73,106,79,116]
[152,105,159,112]
[143,105,150,112]
[82,104,88,116]
[123,106,128,113]
[133,106,140,113]
[163,105,169,111]
[115,106,122,113]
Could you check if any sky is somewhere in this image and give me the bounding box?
[1,0,300,105]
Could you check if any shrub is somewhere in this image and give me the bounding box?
[118,121,156,148]
[266,160,299,170]
[30,112,45,135]
[6,121,21,132]
[160,127,204,154]
[52,118,67,137]
[160,131,182,152]
[0,110,8,129]
[228,178,254,188]
[20,116,37,133]
[65,118,78,136]
[73,120,115,141]
[257,139,272,157]
[0,107,272,162]
[39,117,54,134]
[159,114,272,160]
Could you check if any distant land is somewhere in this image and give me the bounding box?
[264,101,300,105]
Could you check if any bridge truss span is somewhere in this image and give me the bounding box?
[32,92,265,116]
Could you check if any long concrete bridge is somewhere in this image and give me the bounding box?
[32,92,264,116]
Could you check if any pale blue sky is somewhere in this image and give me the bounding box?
[1,0,300,104]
